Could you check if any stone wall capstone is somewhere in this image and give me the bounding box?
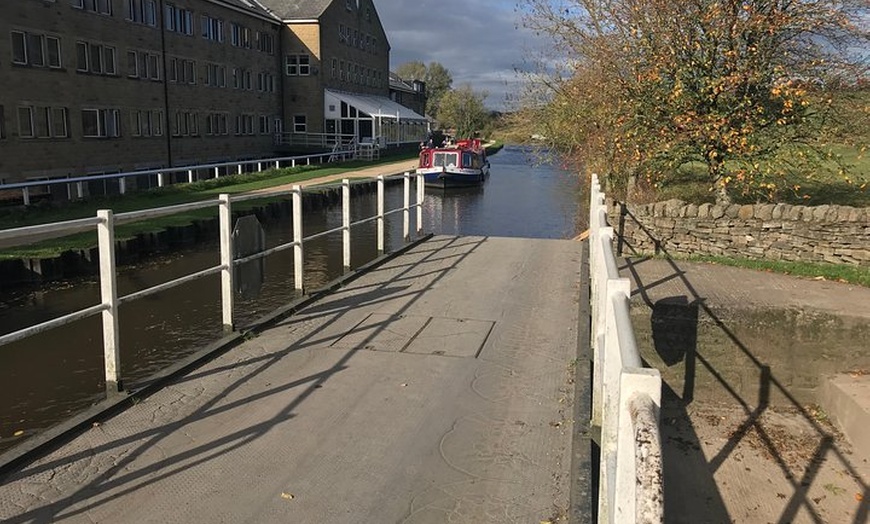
[610,200,870,266]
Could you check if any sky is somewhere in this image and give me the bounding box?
[374,0,543,111]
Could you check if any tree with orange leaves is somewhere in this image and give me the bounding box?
[520,0,868,204]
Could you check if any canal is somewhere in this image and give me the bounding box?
[0,145,582,453]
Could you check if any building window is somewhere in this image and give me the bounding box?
[131,109,163,137]
[71,0,113,16]
[201,15,224,42]
[256,31,274,54]
[126,0,157,26]
[82,108,121,138]
[293,114,306,133]
[16,106,68,139]
[165,4,193,35]
[234,114,254,136]
[230,23,251,48]
[18,106,34,138]
[331,58,336,79]
[345,0,353,10]
[285,54,310,76]
[169,57,196,84]
[11,32,62,68]
[204,63,226,87]
[76,41,116,75]
[127,50,160,80]
[172,110,198,136]
[258,115,270,135]
[274,117,283,136]
[205,112,228,135]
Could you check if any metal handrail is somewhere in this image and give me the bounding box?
[1,149,360,205]
[588,174,663,524]
[0,173,425,399]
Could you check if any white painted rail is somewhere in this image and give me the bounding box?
[0,150,359,205]
[0,173,425,396]
[589,174,663,524]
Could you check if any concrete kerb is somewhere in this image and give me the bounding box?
[570,239,595,523]
[0,233,434,480]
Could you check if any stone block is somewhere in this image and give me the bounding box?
[786,206,803,220]
[737,205,755,220]
[685,204,699,218]
[725,204,741,218]
[711,205,726,219]
[812,205,830,221]
[757,204,775,220]
[772,204,787,219]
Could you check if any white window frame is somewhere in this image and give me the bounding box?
[82,108,121,138]
[293,114,307,133]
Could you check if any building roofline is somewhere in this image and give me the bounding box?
[204,0,282,25]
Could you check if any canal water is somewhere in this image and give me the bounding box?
[0,145,582,452]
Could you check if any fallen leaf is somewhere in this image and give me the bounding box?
[13,430,24,437]
[777,493,786,499]
[400,383,408,387]
[857,493,864,502]
[281,492,295,500]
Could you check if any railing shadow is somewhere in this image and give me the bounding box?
[0,235,486,522]
[616,203,869,524]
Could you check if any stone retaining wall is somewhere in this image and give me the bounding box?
[611,200,870,266]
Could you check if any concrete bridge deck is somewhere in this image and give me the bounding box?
[0,235,586,524]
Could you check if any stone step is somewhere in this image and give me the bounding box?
[819,373,870,459]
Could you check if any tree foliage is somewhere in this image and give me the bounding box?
[438,84,491,139]
[396,61,454,119]
[521,0,869,203]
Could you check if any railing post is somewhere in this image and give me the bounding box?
[237,164,243,175]
[416,173,424,236]
[291,159,296,168]
[342,178,351,273]
[219,194,234,332]
[188,170,194,184]
[157,172,165,187]
[615,370,662,524]
[598,276,632,524]
[258,162,263,172]
[77,181,84,199]
[22,187,30,206]
[592,226,614,429]
[214,167,220,178]
[377,176,385,255]
[275,160,280,169]
[119,177,127,195]
[403,172,410,242]
[97,209,122,395]
[292,185,304,293]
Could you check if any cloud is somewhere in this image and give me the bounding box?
[375,0,540,110]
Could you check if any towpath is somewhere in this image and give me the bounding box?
[0,235,585,523]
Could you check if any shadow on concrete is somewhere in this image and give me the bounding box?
[616,204,869,524]
[0,235,487,523]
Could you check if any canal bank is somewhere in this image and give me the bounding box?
[0,159,419,289]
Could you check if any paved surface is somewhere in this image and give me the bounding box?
[623,257,870,524]
[0,235,583,523]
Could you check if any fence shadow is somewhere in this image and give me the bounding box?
[616,203,869,524]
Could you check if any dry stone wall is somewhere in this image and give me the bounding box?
[611,200,870,266]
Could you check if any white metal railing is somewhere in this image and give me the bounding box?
[0,173,425,396]
[275,132,356,149]
[0,150,359,206]
[589,174,663,524]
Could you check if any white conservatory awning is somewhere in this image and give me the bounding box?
[324,89,427,122]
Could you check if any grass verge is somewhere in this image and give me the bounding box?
[679,254,870,288]
[0,156,416,260]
